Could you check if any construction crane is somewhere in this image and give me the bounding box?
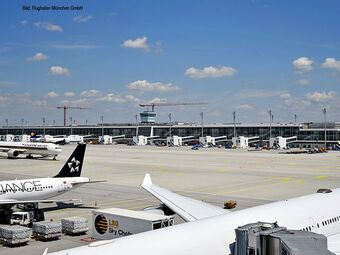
[56,106,89,126]
[139,102,208,123]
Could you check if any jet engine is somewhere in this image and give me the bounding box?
[7,149,19,159]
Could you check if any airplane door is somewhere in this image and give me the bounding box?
[58,181,65,193]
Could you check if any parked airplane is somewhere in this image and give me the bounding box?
[0,144,89,208]
[46,174,340,255]
[0,141,62,159]
[32,134,93,145]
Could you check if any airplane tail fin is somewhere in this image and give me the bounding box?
[54,144,86,178]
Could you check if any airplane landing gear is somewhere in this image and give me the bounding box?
[26,154,34,159]
[53,155,57,160]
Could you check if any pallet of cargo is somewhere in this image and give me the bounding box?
[62,217,88,235]
[32,221,62,241]
[0,225,31,246]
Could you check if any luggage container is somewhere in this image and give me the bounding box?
[92,208,174,240]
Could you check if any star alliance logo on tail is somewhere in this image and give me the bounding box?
[68,157,80,173]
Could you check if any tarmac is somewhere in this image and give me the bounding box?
[0,144,339,254]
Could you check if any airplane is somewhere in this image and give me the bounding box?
[0,141,62,159]
[0,144,90,209]
[32,134,93,145]
[46,173,340,255]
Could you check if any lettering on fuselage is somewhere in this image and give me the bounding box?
[0,180,43,193]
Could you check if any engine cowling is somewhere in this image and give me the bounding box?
[7,149,19,158]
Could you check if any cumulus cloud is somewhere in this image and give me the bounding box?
[321,58,340,72]
[45,91,59,98]
[64,91,75,97]
[49,66,71,76]
[293,57,313,73]
[121,36,148,49]
[80,90,101,97]
[236,104,253,110]
[27,52,48,61]
[185,66,237,78]
[127,80,180,92]
[305,91,337,102]
[73,15,92,23]
[34,22,63,32]
[99,93,141,103]
[296,79,310,86]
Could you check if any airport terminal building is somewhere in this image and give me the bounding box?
[1,122,339,148]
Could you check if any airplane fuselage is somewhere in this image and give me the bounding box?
[0,177,89,203]
[0,141,62,158]
[50,188,340,255]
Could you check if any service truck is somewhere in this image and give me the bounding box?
[92,207,174,240]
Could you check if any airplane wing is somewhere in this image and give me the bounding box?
[141,174,228,222]
[327,233,340,255]
[0,198,81,205]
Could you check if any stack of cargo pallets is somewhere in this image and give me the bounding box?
[0,225,31,246]
[61,217,88,235]
[33,221,62,240]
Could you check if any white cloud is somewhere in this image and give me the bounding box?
[127,80,180,92]
[279,93,291,99]
[34,22,63,32]
[99,93,141,103]
[64,92,75,97]
[27,52,48,61]
[49,66,71,76]
[235,89,286,100]
[185,66,237,78]
[121,36,148,49]
[293,57,313,73]
[21,20,28,26]
[305,91,337,102]
[32,100,47,106]
[146,97,167,104]
[45,91,59,98]
[236,104,253,110]
[296,79,310,86]
[80,90,101,97]
[321,58,340,72]
[73,15,92,23]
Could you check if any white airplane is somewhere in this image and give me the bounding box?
[0,141,62,159]
[0,144,89,208]
[32,134,93,145]
[46,174,340,255]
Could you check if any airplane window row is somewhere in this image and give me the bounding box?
[0,186,53,193]
[300,215,340,232]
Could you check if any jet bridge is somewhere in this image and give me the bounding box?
[199,136,227,146]
[232,136,259,148]
[231,222,334,255]
[132,135,159,146]
[0,134,14,142]
[167,136,194,146]
[270,136,297,149]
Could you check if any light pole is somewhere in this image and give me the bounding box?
[101,115,104,139]
[268,110,272,140]
[200,112,204,137]
[135,114,138,136]
[5,119,8,135]
[323,108,327,148]
[43,117,46,136]
[70,117,73,135]
[21,118,24,135]
[232,111,236,138]
[168,113,172,137]
[294,114,297,124]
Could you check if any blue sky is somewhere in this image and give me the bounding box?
[0,0,339,125]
